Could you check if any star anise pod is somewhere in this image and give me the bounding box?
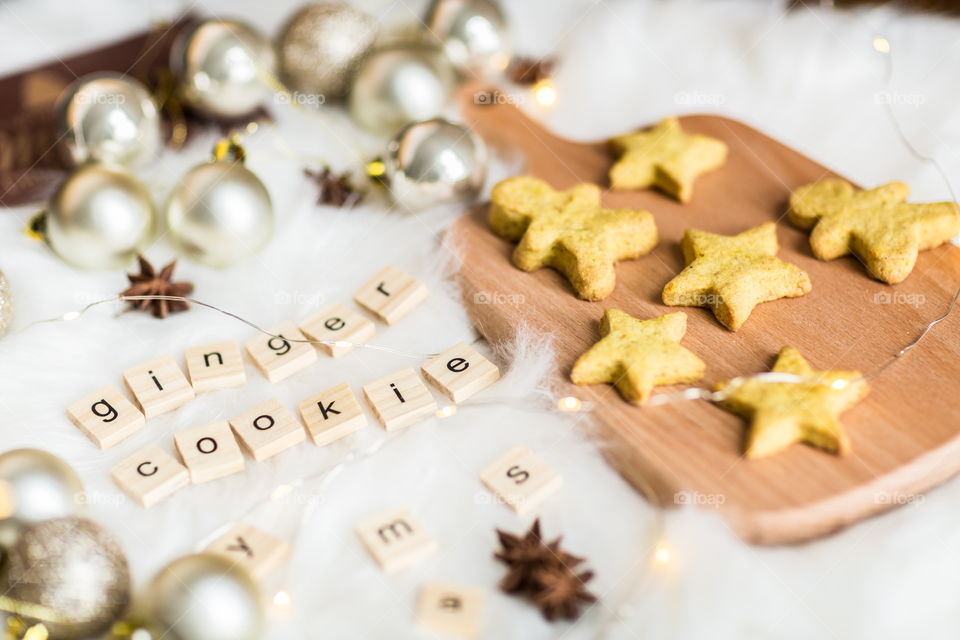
[494,519,596,621]
[304,166,363,207]
[508,56,556,85]
[530,563,597,621]
[121,255,194,319]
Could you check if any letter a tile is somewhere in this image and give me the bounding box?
[417,582,485,638]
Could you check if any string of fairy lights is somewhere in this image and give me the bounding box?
[7,26,958,628]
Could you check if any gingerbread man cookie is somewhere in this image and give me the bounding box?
[489,176,658,300]
[609,117,727,202]
[715,346,869,459]
[662,222,811,330]
[788,179,959,284]
[571,309,705,405]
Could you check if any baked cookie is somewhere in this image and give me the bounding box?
[662,222,811,330]
[789,179,960,284]
[715,346,869,459]
[571,309,705,405]
[489,176,658,300]
[609,117,727,202]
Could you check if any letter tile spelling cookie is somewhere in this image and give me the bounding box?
[571,309,705,405]
[489,176,658,300]
[662,222,811,331]
[788,179,960,284]
[609,117,727,202]
[715,346,869,459]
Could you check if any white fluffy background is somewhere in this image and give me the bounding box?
[2,1,960,638]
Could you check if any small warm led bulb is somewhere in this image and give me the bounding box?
[63,311,81,321]
[873,36,890,53]
[653,541,672,565]
[436,405,457,418]
[273,591,291,606]
[557,396,582,412]
[533,79,557,107]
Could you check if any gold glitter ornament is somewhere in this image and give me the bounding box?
[276,2,378,100]
[0,270,10,336]
[1,517,131,639]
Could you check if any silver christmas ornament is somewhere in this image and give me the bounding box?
[55,72,161,168]
[0,270,10,337]
[164,156,273,267]
[0,449,83,550]
[277,2,378,100]
[381,118,487,211]
[1,516,130,639]
[171,19,276,119]
[426,0,512,79]
[145,553,263,640]
[349,45,455,135]
[44,164,155,269]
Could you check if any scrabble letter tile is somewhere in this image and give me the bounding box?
[479,445,562,515]
[67,384,145,449]
[185,340,246,392]
[417,582,485,639]
[300,303,376,357]
[355,506,436,573]
[353,265,428,324]
[111,444,189,507]
[362,367,437,431]
[174,421,245,484]
[421,342,500,403]
[206,522,289,581]
[229,398,306,461]
[298,383,367,446]
[245,322,318,383]
[123,355,195,419]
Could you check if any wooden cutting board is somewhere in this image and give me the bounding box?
[448,89,960,545]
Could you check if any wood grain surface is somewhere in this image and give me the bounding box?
[448,88,960,545]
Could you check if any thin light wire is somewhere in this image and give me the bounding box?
[21,295,439,359]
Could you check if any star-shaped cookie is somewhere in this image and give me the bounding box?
[662,222,812,330]
[789,179,959,284]
[571,309,705,405]
[609,117,727,202]
[715,346,869,458]
[489,176,658,300]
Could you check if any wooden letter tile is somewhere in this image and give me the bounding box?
[298,383,368,446]
[300,303,376,357]
[185,340,246,392]
[421,342,500,403]
[174,421,245,484]
[123,355,195,419]
[362,367,438,431]
[206,522,289,581]
[245,322,318,383]
[229,398,306,462]
[355,506,436,573]
[67,384,145,449]
[353,265,428,324]
[479,445,563,515]
[111,444,189,507]
[417,582,485,639]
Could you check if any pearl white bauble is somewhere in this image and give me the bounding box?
[348,45,455,135]
[164,160,273,267]
[55,72,160,167]
[171,19,276,119]
[383,118,487,211]
[146,554,263,640]
[45,164,155,269]
[426,0,512,79]
[0,449,84,550]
